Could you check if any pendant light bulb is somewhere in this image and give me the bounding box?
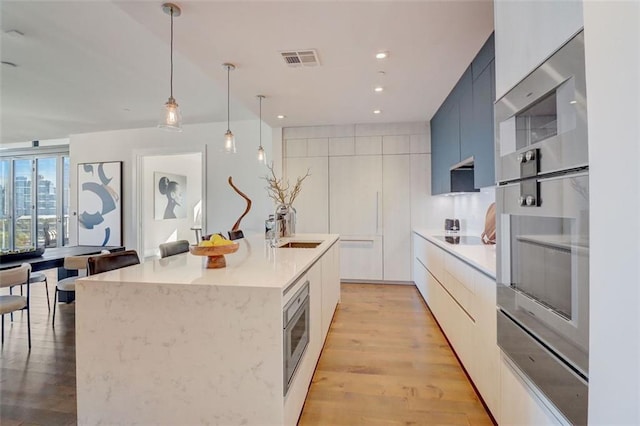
[159,3,182,132]
[224,129,236,154]
[223,63,236,153]
[256,94,266,164]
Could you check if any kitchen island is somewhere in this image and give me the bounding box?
[76,233,340,426]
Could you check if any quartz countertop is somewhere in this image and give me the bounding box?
[80,233,339,291]
[413,228,496,278]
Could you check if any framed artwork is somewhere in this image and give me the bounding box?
[154,172,187,220]
[77,161,123,246]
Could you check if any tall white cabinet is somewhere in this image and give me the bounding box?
[283,123,428,282]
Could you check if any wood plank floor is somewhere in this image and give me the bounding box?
[299,283,493,426]
[1,275,492,425]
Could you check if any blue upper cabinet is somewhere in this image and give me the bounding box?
[458,66,474,162]
[430,33,495,194]
[472,59,496,188]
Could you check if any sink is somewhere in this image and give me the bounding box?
[278,241,322,249]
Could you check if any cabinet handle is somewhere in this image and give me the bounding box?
[341,238,375,242]
[376,191,380,234]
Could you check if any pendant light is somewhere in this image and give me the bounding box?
[223,63,236,153]
[256,95,266,164]
[158,3,182,131]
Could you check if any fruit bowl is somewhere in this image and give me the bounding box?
[189,242,239,269]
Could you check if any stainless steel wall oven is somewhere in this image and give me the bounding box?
[283,281,310,396]
[495,30,589,425]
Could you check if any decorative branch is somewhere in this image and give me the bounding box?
[263,163,311,206]
[287,168,311,206]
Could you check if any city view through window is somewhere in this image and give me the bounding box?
[0,154,69,251]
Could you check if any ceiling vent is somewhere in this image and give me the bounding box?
[280,49,320,67]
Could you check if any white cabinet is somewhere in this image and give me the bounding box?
[320,242,341,342]
[330,155,383,280]
[500,356,564,426]
[285,157,329,233]
[338,236,383,281]
[412,232,500,421]
[329,155,382,236]
[494,1,583,98]
[382,155,412,281]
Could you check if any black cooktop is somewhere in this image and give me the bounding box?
[432,235,484,245]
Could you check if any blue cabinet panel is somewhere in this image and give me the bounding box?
[459,66,474,161]
[472,60,496,188]
[472,33,495,81]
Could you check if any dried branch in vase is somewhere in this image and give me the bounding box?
[263,163,311,206]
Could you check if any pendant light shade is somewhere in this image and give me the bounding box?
[158,3,182,131]
[223,63,236,153]
[257,95,266,164]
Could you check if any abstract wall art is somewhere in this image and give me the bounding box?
[154,172,187,220]
[77,161,123,246]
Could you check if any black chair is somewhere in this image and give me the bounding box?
[159,240,190,258]
[88,250,141,275]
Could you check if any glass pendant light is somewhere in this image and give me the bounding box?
[223,63,236,153]
[158,3,182,131]
[257,95,266,164]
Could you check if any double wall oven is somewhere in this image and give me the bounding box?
[495,31,589,425]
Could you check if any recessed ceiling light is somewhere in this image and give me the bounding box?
[569,100,577,104]
[375,51,388,60]
[277,115,286,119]
[373,109,382,114]
[374,86,384,93]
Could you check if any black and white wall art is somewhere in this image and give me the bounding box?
[77,161,123,246]
[155,172,187,220]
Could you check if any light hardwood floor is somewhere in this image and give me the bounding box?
[1,275,492,425]
[299,283,494,426]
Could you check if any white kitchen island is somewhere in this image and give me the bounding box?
[76,234,340,426]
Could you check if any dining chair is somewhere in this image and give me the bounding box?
[53,250,110,326]
[1,263,32,348]
[88,250,140,275]
[29,271,50,311]
[159,240,190,259]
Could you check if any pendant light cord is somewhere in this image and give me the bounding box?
[227,66,231,132]
[170,7,174,99]
[259,96,262,148]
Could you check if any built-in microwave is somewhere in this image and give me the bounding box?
[495,31,588,184]
[283,281,310,396]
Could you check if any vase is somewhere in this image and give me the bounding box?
[275,204,296,238]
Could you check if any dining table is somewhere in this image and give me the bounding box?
[0,245,125,302]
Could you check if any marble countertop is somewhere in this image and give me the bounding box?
[413,228,496,278]
[80,233,339,291]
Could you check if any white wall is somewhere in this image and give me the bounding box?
[142,153,202,258]
[70,120,274,251]
[494,0,583,98]
[584,2,640,424]
[452,187,496,236]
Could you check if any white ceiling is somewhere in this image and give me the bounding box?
[0,1,493,144]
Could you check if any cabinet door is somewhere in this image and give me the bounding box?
[329,155,382,236]
[458,67,474,162]
[383,155,411,281]
[285,157,329,233]
[338,236,383,281]
[321,243,341,341]
[472,59,496,189]
[442,101,460,194]
[430,110,446,195]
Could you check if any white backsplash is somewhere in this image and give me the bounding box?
[452,187,496,236]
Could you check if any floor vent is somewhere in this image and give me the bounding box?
[280,49,320,67]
